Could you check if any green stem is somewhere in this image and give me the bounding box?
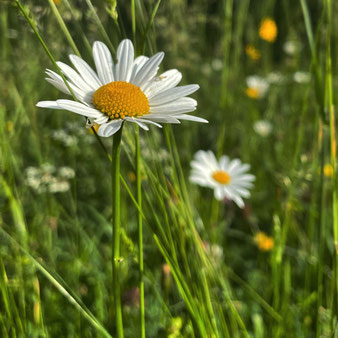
[112,127,124,338]
[135,126,145,338]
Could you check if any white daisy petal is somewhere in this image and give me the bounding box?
[145,69,183,98]
[149,84,199,106]
[45,78,70,95]
[141,114,181,124]
[150,98,197,114]
[93,41,114,84]
[129,56,149,83]
[214,188,225,201]
[232,195,245,208]
[114,39,134,82]
[56,99,102,118]
[227,159,242,174]
[98,120,123,137]
[176,114,208,123]
[125,116,162,129]
[124,117,149,131]
[94,115,109,125]
[56,61,93,92]
[36,101,62,109]
[219,156,230,170]
[132,52,164,88]
[45,74,89,102]
[69,54,102,89]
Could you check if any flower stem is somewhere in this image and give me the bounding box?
[135,126,145,338]
[112,127,124,338]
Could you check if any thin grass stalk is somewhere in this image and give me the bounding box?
[63,0,92,54]
[46,0,81,56]
[217,0,233,157]
[0,227,111,337]
[135,126,145,338]
[84,0,117,52]
[316,122,326,337]
[300,0,325,120]
[138,0,162,55]
[325,0,338,318]
[112,127,124,338]
[131,0,136,45]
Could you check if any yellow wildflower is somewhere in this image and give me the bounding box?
[324,164,334,177]
[254,232,274,252]
[245,45,261,61]
[259,18,277,43]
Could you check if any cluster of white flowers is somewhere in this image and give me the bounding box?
[25,164,75,194]
[51,129,78,147]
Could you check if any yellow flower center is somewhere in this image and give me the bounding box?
[92,81,150,119]
[246,87,260,99]
[212,170,231,185]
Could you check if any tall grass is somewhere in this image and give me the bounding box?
[0,0,337,336]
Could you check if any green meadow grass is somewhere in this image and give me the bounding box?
[0,0,337,337]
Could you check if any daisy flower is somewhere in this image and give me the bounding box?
[37,39,207,137]
[189,150,255,208]
[245,75,269,99]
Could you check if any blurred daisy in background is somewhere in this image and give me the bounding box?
[259,18,277,43]
[37,39,207,137]
[283,40,300,56]
[253,120,272,137]
[189,150,255,208]
[245,75,269,99]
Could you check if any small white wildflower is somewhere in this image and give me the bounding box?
[283,40,299,56]
[246,76,269,99]
[25,166,40,178]
[211,59,223,71]
[293,71,311,84]
[26,176,41,191]
[201,63,212,76]
[266,72,284,84]
[48,180,71,193]
[253,120,272,137]
[52,130,78,147]
[58,166,75,179]
[41,163,55,174]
